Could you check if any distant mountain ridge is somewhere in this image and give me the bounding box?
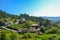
[42,17,60,22]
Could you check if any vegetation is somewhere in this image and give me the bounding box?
[0,10,60,40]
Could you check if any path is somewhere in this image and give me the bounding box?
[1,26,19,32]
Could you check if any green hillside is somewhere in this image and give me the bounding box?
[0,10,19,19]
[0,10,60,40]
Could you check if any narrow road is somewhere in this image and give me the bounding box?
[1,26,19,32]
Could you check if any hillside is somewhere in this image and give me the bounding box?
[0,10,60,40]
[0,10,58,28]
[0,10,19,19]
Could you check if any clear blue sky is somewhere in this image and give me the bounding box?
[0,0,60,16]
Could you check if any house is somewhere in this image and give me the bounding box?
[19,18,26,24]
[5,22,10,26]
[29,24,40,32]
[31,24,40,29]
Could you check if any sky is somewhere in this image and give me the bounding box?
[0,0,60,17]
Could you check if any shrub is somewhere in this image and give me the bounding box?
[1,32,7,40]
[46,27,58,34]
[22,33,32,39]
[40,26,46,33]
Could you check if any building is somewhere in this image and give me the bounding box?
[29,24,40,32]
[19,18,26,24]
[31,24,40,29]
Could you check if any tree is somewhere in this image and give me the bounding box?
[19,14,29,20]
[24,22,30,29]
[40,26,46,33]
[13,19,17,23]
[1,32,6,40]
[4,19,7,22]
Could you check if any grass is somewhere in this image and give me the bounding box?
[10,24,20,29]
[0,27,60,40]
[0,29,60,40]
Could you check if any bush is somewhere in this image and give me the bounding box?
[48,35,57,40]
[46,27,58,34]
[40,34,58,40]
[22,33,32,39]
[0,32,7,40]
[40,26,46,33]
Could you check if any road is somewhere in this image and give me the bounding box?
[1,26,19,32]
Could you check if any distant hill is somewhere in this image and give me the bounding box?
[0,10,19,19]
[43,17,60,22]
